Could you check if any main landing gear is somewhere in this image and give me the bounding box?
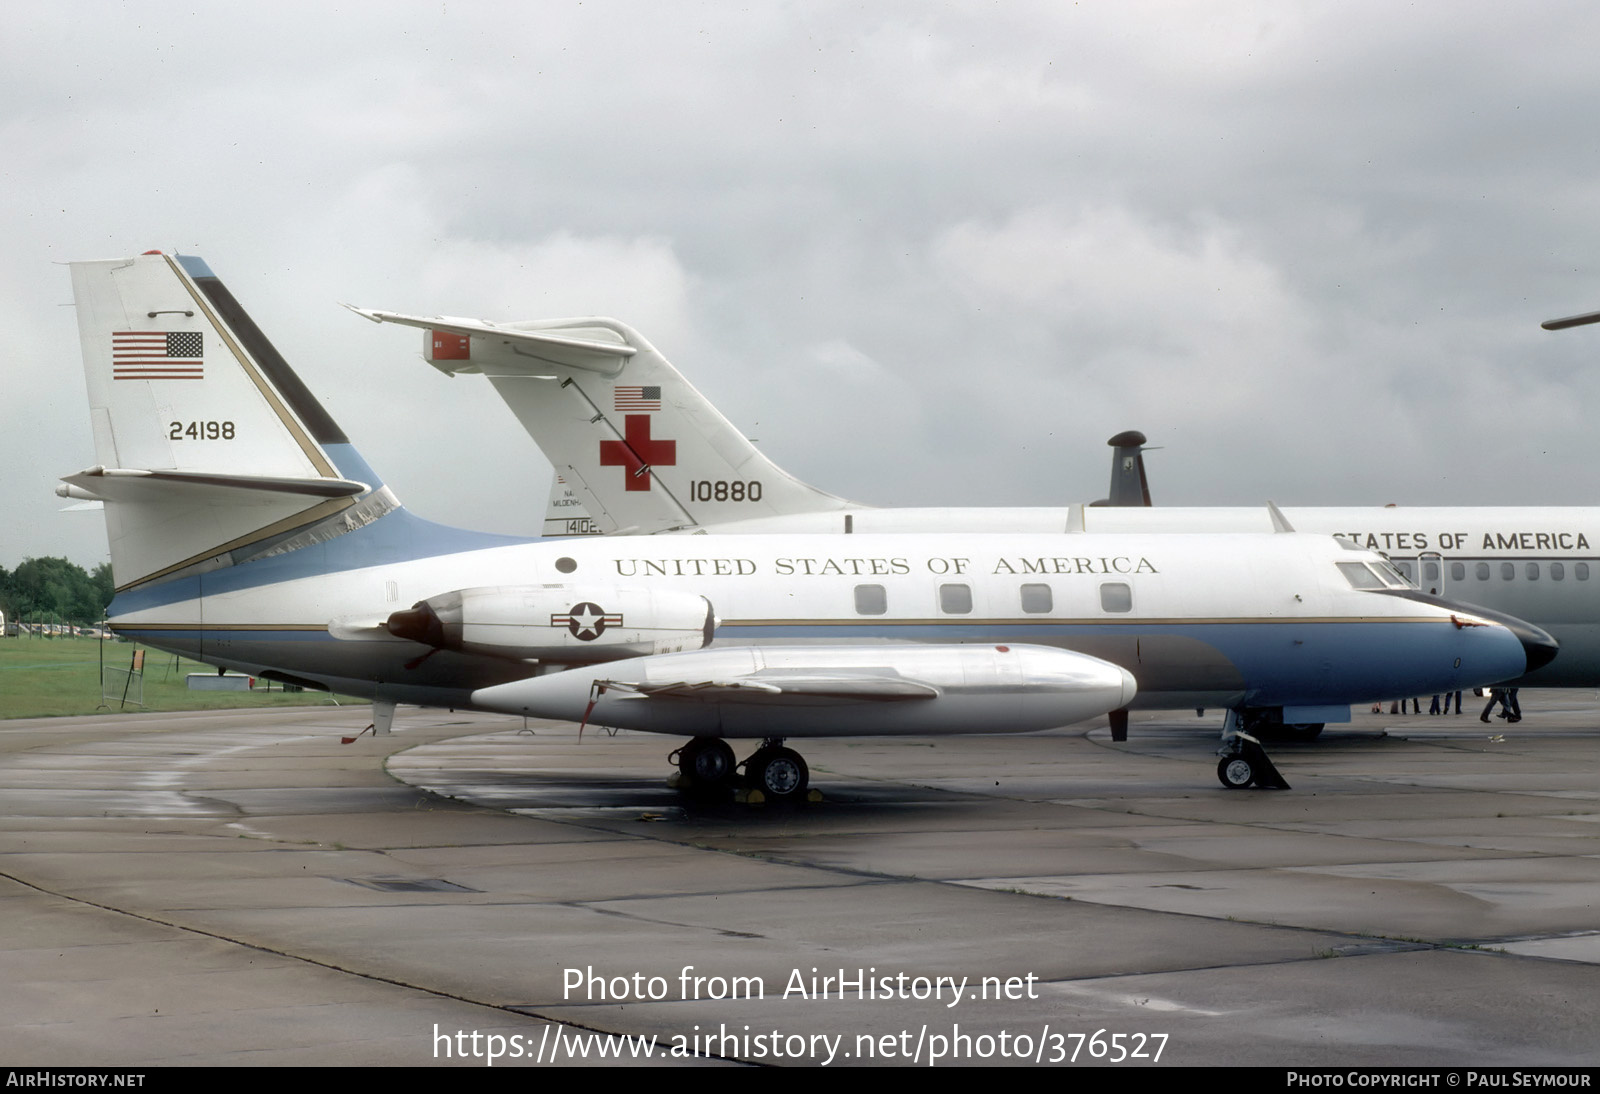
[745,742,809,801]
[670,736,812,803]
[673,736,736,786]
[1216,710,1292,790]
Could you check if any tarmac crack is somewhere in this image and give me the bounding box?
[0,867,734,1056]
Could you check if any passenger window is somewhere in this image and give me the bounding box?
[1501,562,1515,581]
[1020,583,1052,613]
[1476,562,1490,581]
[1552,562,1565,581]
[1099,582,1132,612]
[1423,561,1440,583]
[939,583,972,614]
[1527,562,1540,581]
[1450,562,1465,581]
[1337,562,1385,590]
[854,584,887,615]
[1580,563,1592,581]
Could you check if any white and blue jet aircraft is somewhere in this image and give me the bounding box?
[349,303,1600,713]
[60,252,1554,796]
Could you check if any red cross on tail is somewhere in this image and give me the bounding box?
[598,414,677,492]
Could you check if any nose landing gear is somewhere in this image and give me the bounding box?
[1217,711,1292,790]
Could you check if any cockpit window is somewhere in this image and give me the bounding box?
[1337,562,1386,590]
[1371,560,1414,588]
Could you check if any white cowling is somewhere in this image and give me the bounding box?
[385,585,715,663]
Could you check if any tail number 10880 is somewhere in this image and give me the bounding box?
[689,480,762,503]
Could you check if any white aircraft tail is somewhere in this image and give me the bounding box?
[347,307,855,534]
[63,252,401,590]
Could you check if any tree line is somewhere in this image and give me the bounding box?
[0,558,115,625]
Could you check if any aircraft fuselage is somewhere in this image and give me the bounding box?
[107,525,1540,720]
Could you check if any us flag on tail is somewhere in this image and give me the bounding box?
[112,331,204,380]
[613,385,661,411]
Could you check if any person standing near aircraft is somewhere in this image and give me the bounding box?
[1481,687,1520,723]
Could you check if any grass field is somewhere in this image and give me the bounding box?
[0,636,357,719]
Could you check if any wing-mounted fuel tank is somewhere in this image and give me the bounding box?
[469,643,1139,738]
[385,585,716,664]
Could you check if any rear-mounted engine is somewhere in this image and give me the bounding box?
[385,585,716,664]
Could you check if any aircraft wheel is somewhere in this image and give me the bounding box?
[676,737,737,788]
[748,747,809,801]
[1282,722,1324,741]
[1218,755,1255,789]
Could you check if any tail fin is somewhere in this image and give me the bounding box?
[347,308,854,533]
[1089,430,1153,508]
[64,252,397,590]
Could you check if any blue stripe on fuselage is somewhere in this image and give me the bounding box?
[721,619,1514,707]
[111,617,1518,712]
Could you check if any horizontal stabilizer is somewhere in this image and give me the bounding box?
[60,466,367,503]
[343,306,635,374]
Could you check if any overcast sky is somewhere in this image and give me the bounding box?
[8,1,1600,570]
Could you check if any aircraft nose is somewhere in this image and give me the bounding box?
[1452,604,1558,674]
[1509,618,1559,673]
[1386,589,1560,676]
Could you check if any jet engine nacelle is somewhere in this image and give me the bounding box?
[385,585,715,663]
[470,643,1139,738]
